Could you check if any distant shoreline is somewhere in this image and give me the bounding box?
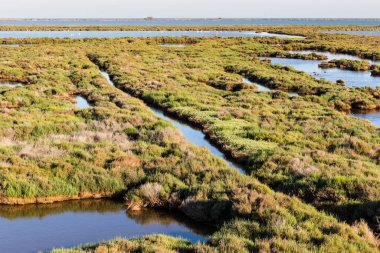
[1,18,380,21]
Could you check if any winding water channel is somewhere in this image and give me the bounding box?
[1,35,379,253]
[0,199,213,253]
[101,71,246,174]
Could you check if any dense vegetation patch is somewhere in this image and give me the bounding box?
[0,29,380,252]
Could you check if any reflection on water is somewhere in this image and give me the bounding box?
[75,95,91,109]
[0,30,303,39]
[266,55,380,88]
[243,77,272,92]
[350,110,380,128]
[151,108,245,173]
[100,70,245,173]
[0,199,213,253]
[289,50,380,65]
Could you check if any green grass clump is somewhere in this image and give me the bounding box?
[0,33,379,252]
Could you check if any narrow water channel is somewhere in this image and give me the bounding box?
[100,70,245,174]
[242,77,299,96]
[0,199,213,253]
[243,77,271,92]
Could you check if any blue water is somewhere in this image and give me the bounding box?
[243,77,272,92]
[266,51,380,127]
[0,30,302,39]
[75,96,91,109]
[289,50,380,65]
[1,19,380,26]
[243,77,298,97]
[100,71,113,86]
[266,53,380,88]
[0,200,211,253]
[325,30,380,36]
[350,110,380,128]
[100,70,245,174]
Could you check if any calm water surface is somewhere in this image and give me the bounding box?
[290,50,380,65]
[243,77,298,97]
[245,71,379,127]
[100,71,113,85]
[0,199,212,253]
[266,52,380,88]
[75,96,91,109]
[243,78,271,92]
[267,51,380,126]
[0,30,302,39]
[1,19,380,26]
[100,71,245,173]
[350,110,380,128]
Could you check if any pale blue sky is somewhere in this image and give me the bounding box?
[1,0,379,18]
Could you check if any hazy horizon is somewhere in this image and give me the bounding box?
[2,0,379,19]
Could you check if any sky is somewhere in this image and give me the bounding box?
[1,0,379,19]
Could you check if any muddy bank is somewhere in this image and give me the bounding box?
[0,191,122,205]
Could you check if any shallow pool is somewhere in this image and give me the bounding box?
[0,199,212,253]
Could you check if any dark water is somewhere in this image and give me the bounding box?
[75,96,91,109]
[0,30,302,39]
[0,199,212,253]
[325,30,380,36]
[350,110,380,128]
[265,51,380,88]
[1,19,380,26]
[100,71,245,173]
[151,108,245,173]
